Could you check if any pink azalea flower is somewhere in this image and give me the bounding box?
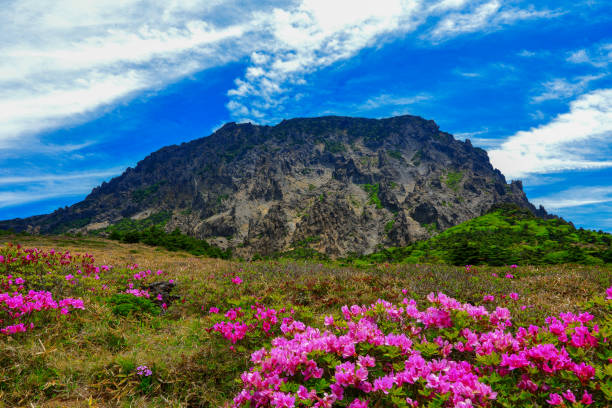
[562,390,576,403]
[546,393,563,405]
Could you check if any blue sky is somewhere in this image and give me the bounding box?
[1,0,611,231]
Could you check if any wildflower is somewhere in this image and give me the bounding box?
[505,274,514,279]
[581,391,593,404]
[231,276,243,285]
[209,307,220,314]
[271,392,295,408]
[562,390,576,403]
[348,399,369,408]
[136,365,152,376]
[510,264,518,268]
[607,286,612,300]
[65,274,74,281]
[546,393,563,405]
[509,292,519,300]
[483,295,495,302]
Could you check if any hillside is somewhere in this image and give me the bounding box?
[0,115,550,257]
[353,204,612,266]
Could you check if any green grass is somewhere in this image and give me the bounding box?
[0,236,610,407]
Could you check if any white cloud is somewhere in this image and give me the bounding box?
[531,75,604,104]
[0,169,124,208]
[0,189,86,209]
[489,88,612,179]
[532,186,612,210]
[0,0,267,149]
[0,0,561,148]
[428,1,559,41]
[224,0,558,121]
[357,93,432,111]
[517,49,537,57]
[0,169,123,186]
[567,43,612,68]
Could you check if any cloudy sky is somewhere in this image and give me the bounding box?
[1,0,611,231]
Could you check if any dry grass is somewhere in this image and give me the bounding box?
[0,235,610,407]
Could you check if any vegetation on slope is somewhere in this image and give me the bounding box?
[350,204,612,266]
[97,212,231,259]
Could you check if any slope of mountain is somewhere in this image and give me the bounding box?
[0,115,551,257]
[350,203,611,266]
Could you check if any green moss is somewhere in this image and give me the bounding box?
[384,220,395,234]
[442,171,463,191]
[132,181,166,203]
[323,140,345,153]
[387,150,403,160]
[362,183,382,209]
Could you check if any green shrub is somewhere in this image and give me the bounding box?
[107,294,158,317]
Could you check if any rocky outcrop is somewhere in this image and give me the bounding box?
[0,115,551,257]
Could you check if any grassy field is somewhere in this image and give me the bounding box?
[0,235,610,407]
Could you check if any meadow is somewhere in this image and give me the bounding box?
[0,234,610,407]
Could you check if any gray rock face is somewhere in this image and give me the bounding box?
[0,115,550,257]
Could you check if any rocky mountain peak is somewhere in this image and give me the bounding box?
[0,115,549,258]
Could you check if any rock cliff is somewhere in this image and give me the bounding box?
[0,115,550,257]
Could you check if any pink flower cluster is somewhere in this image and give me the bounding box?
[210,304,292,345]
[232,291,605,408]
[136,365,153,377]
[0,290,84,334]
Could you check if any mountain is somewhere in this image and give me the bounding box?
[0,115,551,257]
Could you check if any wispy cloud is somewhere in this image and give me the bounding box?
[0,168,124,209]
[567,43,612,68]
[0,0,560,145]
[489,88,612,179]
[0,169,123,186]
[531,75,604,103]
[224,0,559,122]
[531,185,612,209]
[0,0,265,150]
[428,0,560,41]
[357,93,432,112]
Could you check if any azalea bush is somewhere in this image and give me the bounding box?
[232,290,612,407]
[0,244,174,335]
[0,244,89,334]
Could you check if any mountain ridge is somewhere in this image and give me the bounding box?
[0,115,552,257]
